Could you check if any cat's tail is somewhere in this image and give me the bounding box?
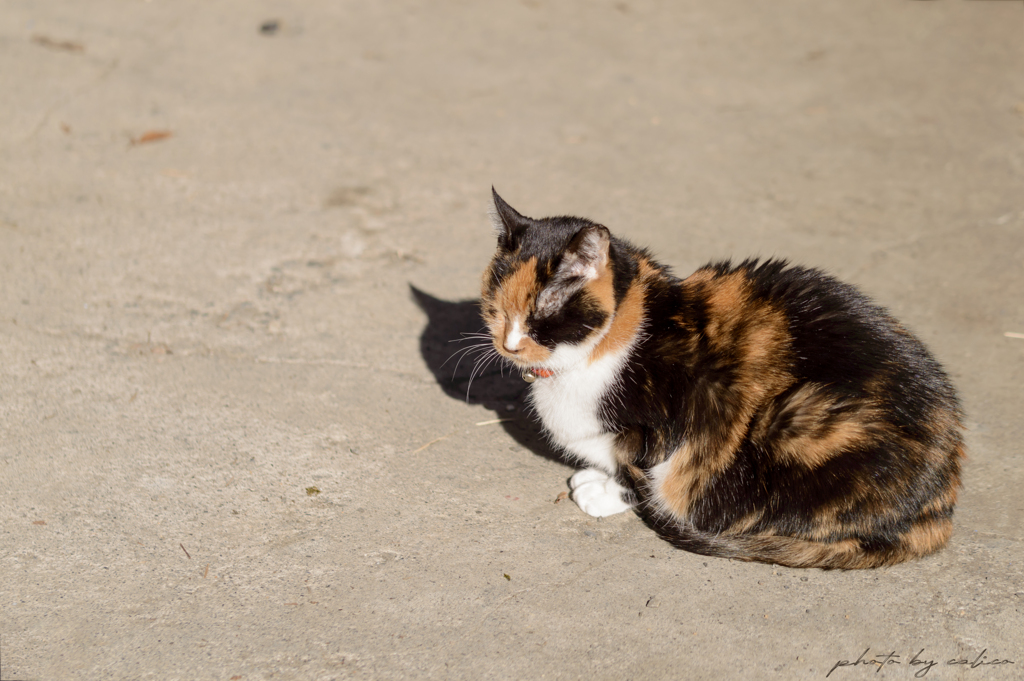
[644,514,954,569]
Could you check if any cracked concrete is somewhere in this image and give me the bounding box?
[2,1,1023,679]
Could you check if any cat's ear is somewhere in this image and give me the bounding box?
[558,225,610,282]
[490,188,530,249]
[535,224,610,316]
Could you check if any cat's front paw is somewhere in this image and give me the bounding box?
[569,468,632,518]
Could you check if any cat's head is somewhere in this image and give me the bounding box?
[481,189,617,371]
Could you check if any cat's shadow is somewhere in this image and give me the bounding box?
[410,285,565,465]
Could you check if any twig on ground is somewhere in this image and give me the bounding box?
[475,418,513,426]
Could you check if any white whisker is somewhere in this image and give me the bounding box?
[450,332,492,343]
[466,350,496,400]
[446,342,493,379]
[464,346,516,401]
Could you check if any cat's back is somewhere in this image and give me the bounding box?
[678,258,954,396]
[671,257,963,465]
[650,258,963,454]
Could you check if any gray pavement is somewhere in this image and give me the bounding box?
[2,1,1023,679]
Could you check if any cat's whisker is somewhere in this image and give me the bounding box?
[443,340,491,366]
[450,332,492,343]
[466,348,503,400]
[447,343,493,379]
[445,342,488,358]
[442,346,485,382]
[446,342,490,363]
[467,348,492,378]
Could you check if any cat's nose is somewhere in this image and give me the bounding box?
[503,319,526,354]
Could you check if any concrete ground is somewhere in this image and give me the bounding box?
[2,1,1023,679]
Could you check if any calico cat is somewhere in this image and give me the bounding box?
[478,189,964,569]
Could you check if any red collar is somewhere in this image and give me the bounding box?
[522,367,555,383]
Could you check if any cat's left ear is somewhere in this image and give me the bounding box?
[557,225,610,282]
[490,188,531,249]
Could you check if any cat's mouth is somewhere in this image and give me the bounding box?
[490,342,555,381]
[504,355,555,380]
[491,336,551,368]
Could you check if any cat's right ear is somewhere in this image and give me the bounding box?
[490,188,530,250]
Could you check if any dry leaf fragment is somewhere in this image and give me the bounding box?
[32,520,47,526]
[130,130,173,146]
[554,491,568,504]
[127,342,172,355]
[32,34,84,52]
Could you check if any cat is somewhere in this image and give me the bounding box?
[477,188,964,569]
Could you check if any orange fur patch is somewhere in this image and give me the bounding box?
[701,271,749,348]
[900,517,953,558]
[496,258,539,320]
[922,404,966,464]
[723,511,764,535]
[683,267,715,287]
[589,277,646,364]
[802,501,856,542]
[776,537,865,568]
[636,256,662,281]
[920,483,959,517]
[768,385,881,469]
[655,441,705,518]
[710,315,792,474]
[587,261,615,312]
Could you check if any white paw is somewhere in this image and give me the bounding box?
[569,467,610,490]
[569,468,632,518]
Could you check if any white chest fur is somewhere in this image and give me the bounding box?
[527,345,630,475]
